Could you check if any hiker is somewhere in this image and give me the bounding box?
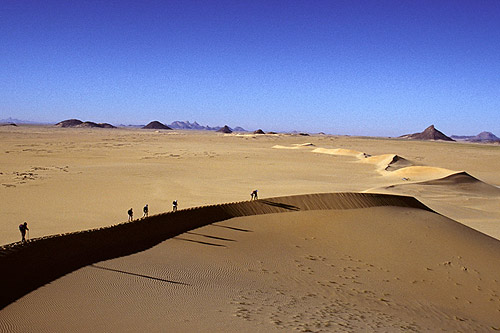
[19,222,29,242]
[251,189,258,200]
[128,208,133,221]
[172,200,178,212]
[143,204,149,218]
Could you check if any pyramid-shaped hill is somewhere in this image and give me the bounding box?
[217,125,233,133]
[253,129,265,134]
[400,125,454,141]
[142,121,172,130]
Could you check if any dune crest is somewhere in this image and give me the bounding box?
[272,143,316,149]
[386,171,500,196]
[311,147,367,157]
[4,206,500,331]
[0,192,430,309]
[310,147,459,182]
[383,166,458,181]
[360,154,413,172]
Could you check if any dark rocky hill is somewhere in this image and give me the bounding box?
[217,125,233,133]
[400,125,454,141]
[55,119,83,127]
[55,119,115,128]
[142,121,172,130]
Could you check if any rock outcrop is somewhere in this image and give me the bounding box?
[400,125,454,141]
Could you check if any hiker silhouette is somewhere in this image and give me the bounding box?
[172,200,178,212]
[19,222,29,242]
[128,208,133,221]
[251,190,258,200]
[143,204,149,218]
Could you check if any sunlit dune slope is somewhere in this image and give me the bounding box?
[2,205,500,331]
[0,192,429,309]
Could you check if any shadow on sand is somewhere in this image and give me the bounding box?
[0,192,431,309]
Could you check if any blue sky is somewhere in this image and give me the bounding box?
[1,0,499,136]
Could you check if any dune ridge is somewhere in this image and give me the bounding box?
[360,153,413,172]
[381,171,500,196]
[272,143,316,149]
[311,146,460,182]
[312,147,367,157]
[0,192,431,309]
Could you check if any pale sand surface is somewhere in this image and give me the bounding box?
[1,126,499,244]
[1,125,500,331]
[2,207,500,331]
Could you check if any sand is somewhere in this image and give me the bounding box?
[1,125,500,331]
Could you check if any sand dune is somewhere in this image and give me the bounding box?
[311,146,457,182]
[371,171,500,239]
[2,204,500,331]
[2,126,500,331]
[418,171,500,194]
[360,154,413,172]
[312,147,367,157]
[382,165,458,182]
[376,171,500,197]
[272,143,316,149]
[0,192,429,310]
[272,145,299,149]
[311,145,459,182]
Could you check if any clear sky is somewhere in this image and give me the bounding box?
[1,0,499,136]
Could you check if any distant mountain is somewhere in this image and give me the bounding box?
[169,121,211,130]
[168,120,246,132]
[55,119,116,128]
[400,125,454,141]
[450,135,473,140]
[451,131,500,143]
[217,125,233,133]
[119,124,144,128]
[0,117,53,125]
[471,132,500,142]
[142,121,172,130]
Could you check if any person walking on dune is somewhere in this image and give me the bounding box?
[251,189,258,200]
[143,204,149,218]
[128,208,133,222]
[172,200,178,212]
[19,222,29,242]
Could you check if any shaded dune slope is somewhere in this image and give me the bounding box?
[310,146,459,181]
[384,171,500,196]
[360,154,413,172]
[0,192,430,309]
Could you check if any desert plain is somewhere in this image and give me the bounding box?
[1,125,500,332]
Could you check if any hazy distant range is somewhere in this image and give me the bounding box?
[0,118,246,132]
[2,117,499,142]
